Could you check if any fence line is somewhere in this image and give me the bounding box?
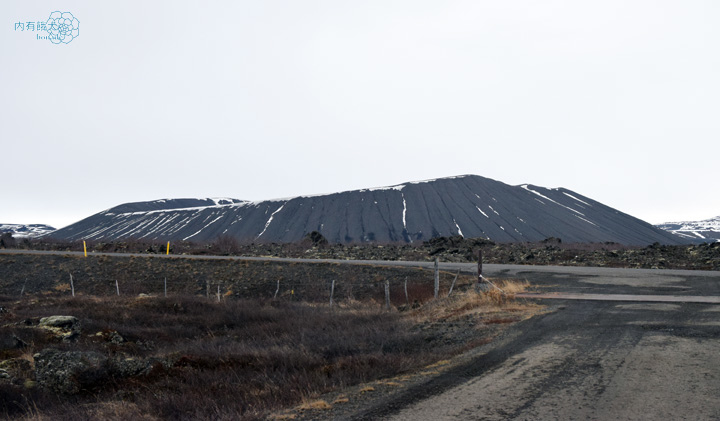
[12,261,482,309]
[15,275,478,307]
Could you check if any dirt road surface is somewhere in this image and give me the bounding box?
[349,266,720,420]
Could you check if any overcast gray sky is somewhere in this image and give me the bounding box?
[2,1,718,229]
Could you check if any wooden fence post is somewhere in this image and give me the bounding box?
[434,258,439,299]
[404,277,409,305]
[477,249,491,292]
[447,270,460,297]
[116,280,120,296]
[385,280,391,311]
[164,277,167,298]
[217,285,221,302]
[274,280,280,299]
[69,273,75,297]
[478,249,483,284]
[329,279,335,307]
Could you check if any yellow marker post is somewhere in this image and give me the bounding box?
[166,241,170,255]
[83,241,87,257]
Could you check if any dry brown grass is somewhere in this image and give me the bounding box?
[53,283,70,292]
[425,359,451,369]
[497,279,530,294]
[411,279,539,323]
[298,399,332,411]
[380,381,403,387]
[268,413,297,420]
[82,401,158,421]
[332,395,349,404]
[0,293,489,420]
[0,276,543,420]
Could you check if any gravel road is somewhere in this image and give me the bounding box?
[348,265,720,420]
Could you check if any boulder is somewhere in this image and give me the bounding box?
[38,316,82,342]
[34,348,108,394]
[0,358,33,385]
[38,316,81,341]
[39,315,78,329]
[95,330,125,345]
[304,231,328,246]
[109,356,172,378]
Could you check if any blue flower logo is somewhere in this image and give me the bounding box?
[46,11,79,44]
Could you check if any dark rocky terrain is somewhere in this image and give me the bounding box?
[0,252,442,300]
[9,233,720,271]
[47,175,689,245]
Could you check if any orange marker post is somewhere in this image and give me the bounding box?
[166,241,170,255]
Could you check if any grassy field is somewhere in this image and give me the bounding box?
[0,255,541,420]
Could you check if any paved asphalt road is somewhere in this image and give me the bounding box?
[3,249,720,419]
[353,262,720,420]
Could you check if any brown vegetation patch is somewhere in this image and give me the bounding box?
[0,254,542,420]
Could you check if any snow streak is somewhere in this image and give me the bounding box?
[183,215,224,240]
[574,214,598,226]
[257,204,285,238]
[401,193,408,230]
[453,219,464,237]
[562,192,591,207]
[522,185,586,216]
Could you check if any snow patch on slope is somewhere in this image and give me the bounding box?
[657,216,720,242]
[109,200,251,217]
[0,224,56,238]
[453,219,464,237]
[183,215,224,241]
[562,192,592,207]
[521,185,587,217]
[401,193,408,230]
[362,175,472,193]
[257,205,285,239]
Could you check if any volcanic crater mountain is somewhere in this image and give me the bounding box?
[49,175,687,245]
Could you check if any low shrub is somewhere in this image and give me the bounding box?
[0,290,528,420]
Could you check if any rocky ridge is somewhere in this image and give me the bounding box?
[657,215,720,243]
[0,224,56,239]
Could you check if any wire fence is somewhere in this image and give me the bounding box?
[6,267,478,311]
[0,253,486,309]
[20,273,475,308]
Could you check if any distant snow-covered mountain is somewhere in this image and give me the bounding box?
[0,224,56,238]
[48,175,689,245]
[656,216,720,242]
